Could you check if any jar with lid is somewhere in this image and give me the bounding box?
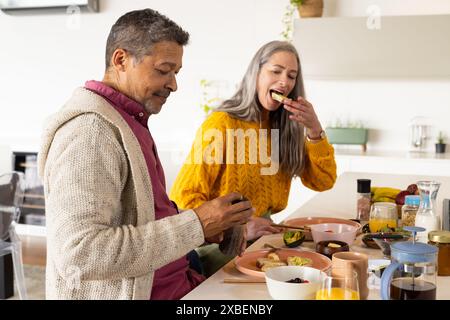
[401,195,420,227]
[356,179,371,223]
[428,230,450,276]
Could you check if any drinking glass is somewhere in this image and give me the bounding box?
[315,270,360,300]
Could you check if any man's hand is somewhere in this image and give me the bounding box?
[205,232,224,244]
[193,192,254,239]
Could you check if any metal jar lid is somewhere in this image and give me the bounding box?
[428,230,450,244]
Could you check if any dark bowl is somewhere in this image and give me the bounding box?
[315,240,350,259]
[366,233,410,257]
[362,233,381,249]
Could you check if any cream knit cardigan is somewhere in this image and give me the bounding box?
[38,88,205,300]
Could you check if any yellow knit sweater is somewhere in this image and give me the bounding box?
[170,111,337,216]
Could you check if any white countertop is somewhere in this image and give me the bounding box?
[182,172,450,300]
[335,149,450,161]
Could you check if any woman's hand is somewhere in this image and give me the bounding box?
[246,216,283,241]
[282,97,323,139]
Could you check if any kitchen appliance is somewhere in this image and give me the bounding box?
[443,199,450,231]
[380,226,438,300]
[409,117,431,152]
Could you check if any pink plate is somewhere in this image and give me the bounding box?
[284,217,362,240]
[234,249,332,278]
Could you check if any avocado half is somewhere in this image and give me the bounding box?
[283,231,305,248]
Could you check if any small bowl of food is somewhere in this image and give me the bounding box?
[310,223,358,246]
[315,240,350,259]
[283,231,305,248]
[264,266,327,300]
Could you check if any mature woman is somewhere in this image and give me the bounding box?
[170,40,337,276]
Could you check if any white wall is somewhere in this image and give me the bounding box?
[1,0,450,180]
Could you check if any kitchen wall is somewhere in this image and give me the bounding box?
[1,0,450,176]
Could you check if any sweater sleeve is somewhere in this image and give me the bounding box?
[170,112,227,209]
[44,115,205,282]
[300,138,337,191]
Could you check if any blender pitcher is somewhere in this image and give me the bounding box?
[380,226,438,300]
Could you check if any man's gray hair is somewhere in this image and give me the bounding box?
[105,8,189,69]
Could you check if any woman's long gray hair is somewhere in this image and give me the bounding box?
[215,41,306,178]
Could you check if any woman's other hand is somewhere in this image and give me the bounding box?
[246,216,283,241]
[282,97,323,139]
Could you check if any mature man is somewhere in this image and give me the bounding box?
[38,9,253,300]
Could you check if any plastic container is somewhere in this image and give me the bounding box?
[401,195,420,227]
[310,223,358,246]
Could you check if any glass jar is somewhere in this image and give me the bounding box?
[428,230,450,276]
[415,181,441,243]
[401,195,420,227]
[369,202,398,233]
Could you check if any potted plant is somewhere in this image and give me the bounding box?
[326,120,369,152]
[435,131,446,154]
[291,0,324,18]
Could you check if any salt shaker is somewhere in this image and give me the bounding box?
[357,179,371,223]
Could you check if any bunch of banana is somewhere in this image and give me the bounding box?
[371,187,401,203]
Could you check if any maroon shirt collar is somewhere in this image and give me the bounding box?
[85,80,150,127]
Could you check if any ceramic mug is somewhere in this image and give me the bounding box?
[332,252,369,300]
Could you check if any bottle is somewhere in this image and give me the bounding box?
[219,225,245,257]
[356,179,371,224]
[401,195,420,227]
[415,181,441,243]
[219,196,248,256]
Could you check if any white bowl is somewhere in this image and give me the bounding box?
[310,223,358,246]
[264,266,326,300]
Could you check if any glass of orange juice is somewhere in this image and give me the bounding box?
[369,202,398,233]
[316,271,360,300]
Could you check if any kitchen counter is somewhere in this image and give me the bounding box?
[335,149,450,161]
[182,172,450,300]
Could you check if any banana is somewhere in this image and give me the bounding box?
[373,196,396,203]
[371,187,401,202]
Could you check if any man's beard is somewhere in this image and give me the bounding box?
[143,100,162,115]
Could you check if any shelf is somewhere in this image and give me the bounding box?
[293,15,450,78]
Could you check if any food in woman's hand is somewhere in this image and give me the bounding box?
[286,256,312,266]
[271,91,288,102]
[283,231,305,248]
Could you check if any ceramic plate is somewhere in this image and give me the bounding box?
[284,217,362,240]
[234,249,332,278]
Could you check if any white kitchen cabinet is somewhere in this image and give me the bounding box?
[293,15,450,78]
